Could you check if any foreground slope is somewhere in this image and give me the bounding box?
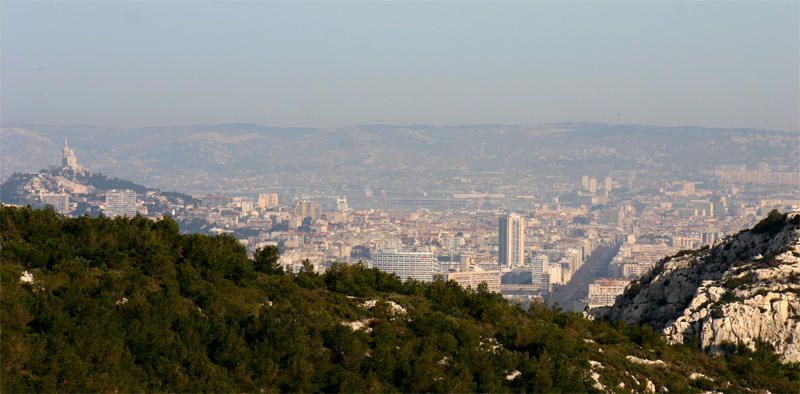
[603,210,800,362]
[1,207,798,392]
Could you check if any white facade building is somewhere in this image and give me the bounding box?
[447,268,501,293]
[105,189,137,218]
[587,278,629,309]
[372,250,438,282]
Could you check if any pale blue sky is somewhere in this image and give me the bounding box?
[2,1,798,130]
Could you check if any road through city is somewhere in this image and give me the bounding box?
[547,244,620,312]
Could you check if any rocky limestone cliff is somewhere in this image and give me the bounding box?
[601,210,800,362]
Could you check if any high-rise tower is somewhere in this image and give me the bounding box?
[294,199,320,221]
[498,213,525,267]
[257,193,279,209]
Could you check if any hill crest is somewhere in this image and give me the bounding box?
[601,210,800,362]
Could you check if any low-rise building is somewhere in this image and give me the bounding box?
[447,268,501,293]
[587,278,629,309]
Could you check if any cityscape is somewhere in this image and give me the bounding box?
[2,1,798,391]
[3,131,796,312]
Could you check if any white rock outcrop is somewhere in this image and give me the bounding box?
[505,370,521,381]
[19,270,34,284]
[625,355,666,367]
[361,299,407,316]
[341,319,373,333]
[602,211,800,363]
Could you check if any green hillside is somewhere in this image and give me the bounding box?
[1,206,797,392]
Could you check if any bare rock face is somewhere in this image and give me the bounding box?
[601,211,800,363]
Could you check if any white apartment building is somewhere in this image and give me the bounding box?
[371,250,438,282]
[447,268,501,293]
[587,278,629,309]
[105,189,137,218]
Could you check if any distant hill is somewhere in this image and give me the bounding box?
[2,122,797,193]
[600,210,800,363]
[0,169,195,207]
[2,206,798,392]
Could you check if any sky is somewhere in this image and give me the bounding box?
[1,1,798,131]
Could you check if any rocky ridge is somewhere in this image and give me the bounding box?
[602,210,800,362]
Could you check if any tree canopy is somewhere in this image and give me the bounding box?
[1,206,798,392]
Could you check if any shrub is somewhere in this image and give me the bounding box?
[626,280,641,298]
[751,210,786,236]
[673,249,696,258]
[723,273,755,290]
[719,289,741,304]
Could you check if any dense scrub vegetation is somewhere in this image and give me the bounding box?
[751,209,791,235]
[2,207,798,392]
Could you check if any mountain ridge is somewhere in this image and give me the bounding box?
[3,122,797,194]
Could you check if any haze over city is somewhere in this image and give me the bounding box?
[2,1,798,130]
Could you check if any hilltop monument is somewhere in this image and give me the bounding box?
[62,137,85,174]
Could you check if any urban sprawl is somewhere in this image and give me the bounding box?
[5,138,798,311]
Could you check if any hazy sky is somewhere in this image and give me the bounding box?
[2,1,798,130]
